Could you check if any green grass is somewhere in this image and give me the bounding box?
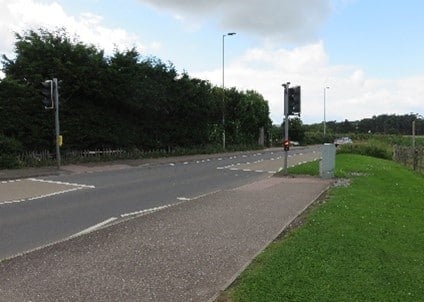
[227,154,424,301]
[288,160,319,176]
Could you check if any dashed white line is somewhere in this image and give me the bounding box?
[176,197,191,201]
[69,217,118,238]
[1,179,21,184]
[177,190,223,202]
[121,204,171,218]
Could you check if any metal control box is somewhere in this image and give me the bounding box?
[320,143,336,178]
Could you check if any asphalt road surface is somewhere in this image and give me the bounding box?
[0,146,321,260]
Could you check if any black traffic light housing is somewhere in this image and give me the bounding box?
[288,86,301,116]
[41,80,54,109]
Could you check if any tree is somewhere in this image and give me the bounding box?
[281,117,305,144]
[1,28,273,152]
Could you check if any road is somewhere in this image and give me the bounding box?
[0,146,321,261]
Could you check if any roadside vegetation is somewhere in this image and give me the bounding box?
[2,29,424,170]
[0,28,272,169]
[222,154,424,301]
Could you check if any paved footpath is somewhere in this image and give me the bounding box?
[0,175,332,302]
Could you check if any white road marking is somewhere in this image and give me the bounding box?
[1,179,21,184]
[177,197,191,201]
[28,178,95,188]
[69,217,117,238]
[0,178,95,206]
[69,187,224,239]
[121,204,171,218]
[190,189,222,200]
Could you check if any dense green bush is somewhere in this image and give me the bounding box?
[303,132,336,145]
[337,140,392,160]
[1,29,272,153]
[0,135,23,169]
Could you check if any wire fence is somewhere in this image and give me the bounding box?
[393,146,424,172]
[16,148,167,167]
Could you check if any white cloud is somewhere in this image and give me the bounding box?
[138,0,332,43]
[194,42,424,124]
[0,0,151,59]
[1,0,421,125]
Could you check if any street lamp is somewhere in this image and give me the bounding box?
[323,86,330,136]
[222,32,236,150]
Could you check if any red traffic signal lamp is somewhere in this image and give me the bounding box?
[283,139,290,151]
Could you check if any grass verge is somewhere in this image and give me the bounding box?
[223,154,424,301]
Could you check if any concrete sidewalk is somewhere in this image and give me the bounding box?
[0,176,333,302]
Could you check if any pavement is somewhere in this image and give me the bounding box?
[0,148,332,301]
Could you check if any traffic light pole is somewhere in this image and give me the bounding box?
[53,78,61,169]
[282,82,290,175]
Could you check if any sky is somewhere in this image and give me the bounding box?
[0,0,423,125]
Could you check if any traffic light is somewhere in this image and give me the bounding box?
[41,80,54,109]
[288,86,301,116]
[283,139,290,151]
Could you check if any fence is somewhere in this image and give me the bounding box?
[393,146,424,172]
[6,144,261,169]
[17,149,142,167]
